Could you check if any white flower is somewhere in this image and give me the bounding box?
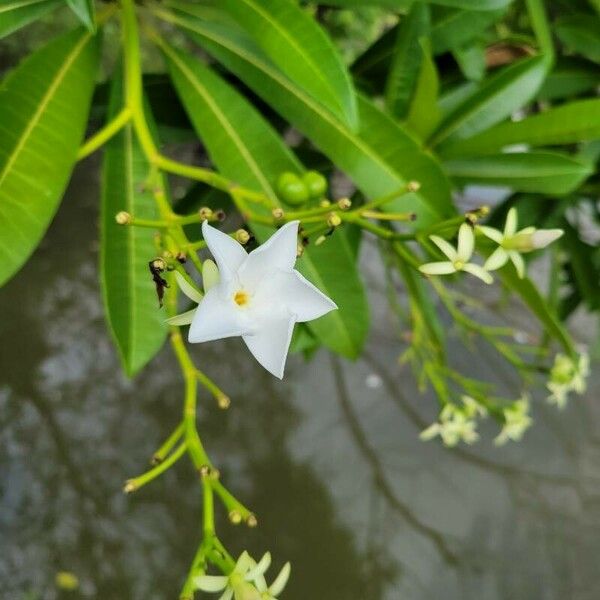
[195,552,290,600]
[494,395,532,446]
[419,223,492,284]
[478,208,563,278]
[420,400,481,447]
[173,221,337,379]
[547,352,589,409]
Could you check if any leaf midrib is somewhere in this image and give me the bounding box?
[0,0,47,13]
[0,31,90,188]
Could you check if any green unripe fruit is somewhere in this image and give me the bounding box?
[303,170,328,199]
[277,172,309,206]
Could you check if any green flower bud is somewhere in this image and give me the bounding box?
[302,170,328,199]
[276,172,309,206]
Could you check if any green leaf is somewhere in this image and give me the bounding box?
[218,0,359,130]
[556,15,600,64]
[537,57,600,101]
[66,0,95,32]
[384,1,429,119]
[161,42,369,358]
[0,0,62,39]
[308,0,414,7]
[0,27,100,287]
[101,69,167,376]
[443,151,592,194]
[405,39,441,139]
[431,55,547,147]
[440,98,600,157]
[453,42,486,81]
[431,6,504,54]
[163,8,454,225]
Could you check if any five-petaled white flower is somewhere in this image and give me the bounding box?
[478,207,563,279]
[177,220,337,379]
[419,223,492,284]
[547,351,589,409]
[494,395,532,446]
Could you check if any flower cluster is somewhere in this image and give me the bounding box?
[494,395,532,446]
[419,209,563,283]
[420,395,488,447]
[546,352,589,409]
[195,551,291,600]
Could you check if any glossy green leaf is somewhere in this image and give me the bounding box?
[431,55,547,147]
[161,42,369,358]
[406,39,441,139]
[101,70,167,376]
[556,15,600,63]
[431,6,504,54]
[66,0,96,32]
[0,27,99,287]
[309,0,414,8]
[453,43,486,80]
[443,151,592,194]
[441,98,600,157]
[384,1,429,118]
[538,57,600,100]
[0,0,62,39]
[219,0,359,130]
[163,8,454,226]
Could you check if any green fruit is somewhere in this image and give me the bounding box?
[303,170,328,199]
[276,172,310,206]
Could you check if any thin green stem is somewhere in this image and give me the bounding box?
[152,422,184,465]
[77,107,132,160]
[125,442,187,492]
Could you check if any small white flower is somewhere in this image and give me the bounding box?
[478,208,563,278]
[174,221,337,378]
[251,562,291,600]
[420,401,481,447]
[547,352,589,409]
[494,395,532,446]
[419,223,493,284]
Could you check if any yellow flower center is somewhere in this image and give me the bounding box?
[234,290,250,307]
[453,260,464,270]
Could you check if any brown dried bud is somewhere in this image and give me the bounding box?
[151,258,167,272]
[337,198,352,210]
[198,207,213,220]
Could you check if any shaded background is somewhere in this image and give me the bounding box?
[1,156,600,600]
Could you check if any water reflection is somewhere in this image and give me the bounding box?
[1,159,599,599]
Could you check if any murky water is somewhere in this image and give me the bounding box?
[2,158,600,600]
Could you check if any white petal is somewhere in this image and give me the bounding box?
[484,247,509,271]
[462,263,493,284]
[202,258,220,291]
[477,225,504,244]
[217,589,234,600]
[457,223,474,261]
[531,229,563,249]
[202,221,247,280]
[165,308,196,326]
[194,575,228,592]
[429,235,457,261]
[504,208,517,236]
[242,315,295,379]
[239,221,299,289]
[419,261,456,275]
[175,271,203,304]
[235,551,254,574]
[189,286,253,343]
[255,270,336,322]
[509,250,526,278]
[245,553,271,581]
[269,563,291,597]
[252,574,268,593]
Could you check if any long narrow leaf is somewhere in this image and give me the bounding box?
[0,0,62,39]
[0,27,99,287]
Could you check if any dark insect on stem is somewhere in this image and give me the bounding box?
[148,259,169,307]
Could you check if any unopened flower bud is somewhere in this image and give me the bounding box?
[315,235,327,246]
[217,393,231,409]
[337,198,352,210]
[199,464,211,478]
[115,211,131,225]
[272,207,285,220]
[198,206,213,220]
[319,199,331,208]
[407,180,421,192]
[531,229,564,249]
[151,258,167,272]
[123,480,136,494]
[229,510,242,524]
[327,212,342,227]
[235,229,251,244]
[246,514,258,528]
